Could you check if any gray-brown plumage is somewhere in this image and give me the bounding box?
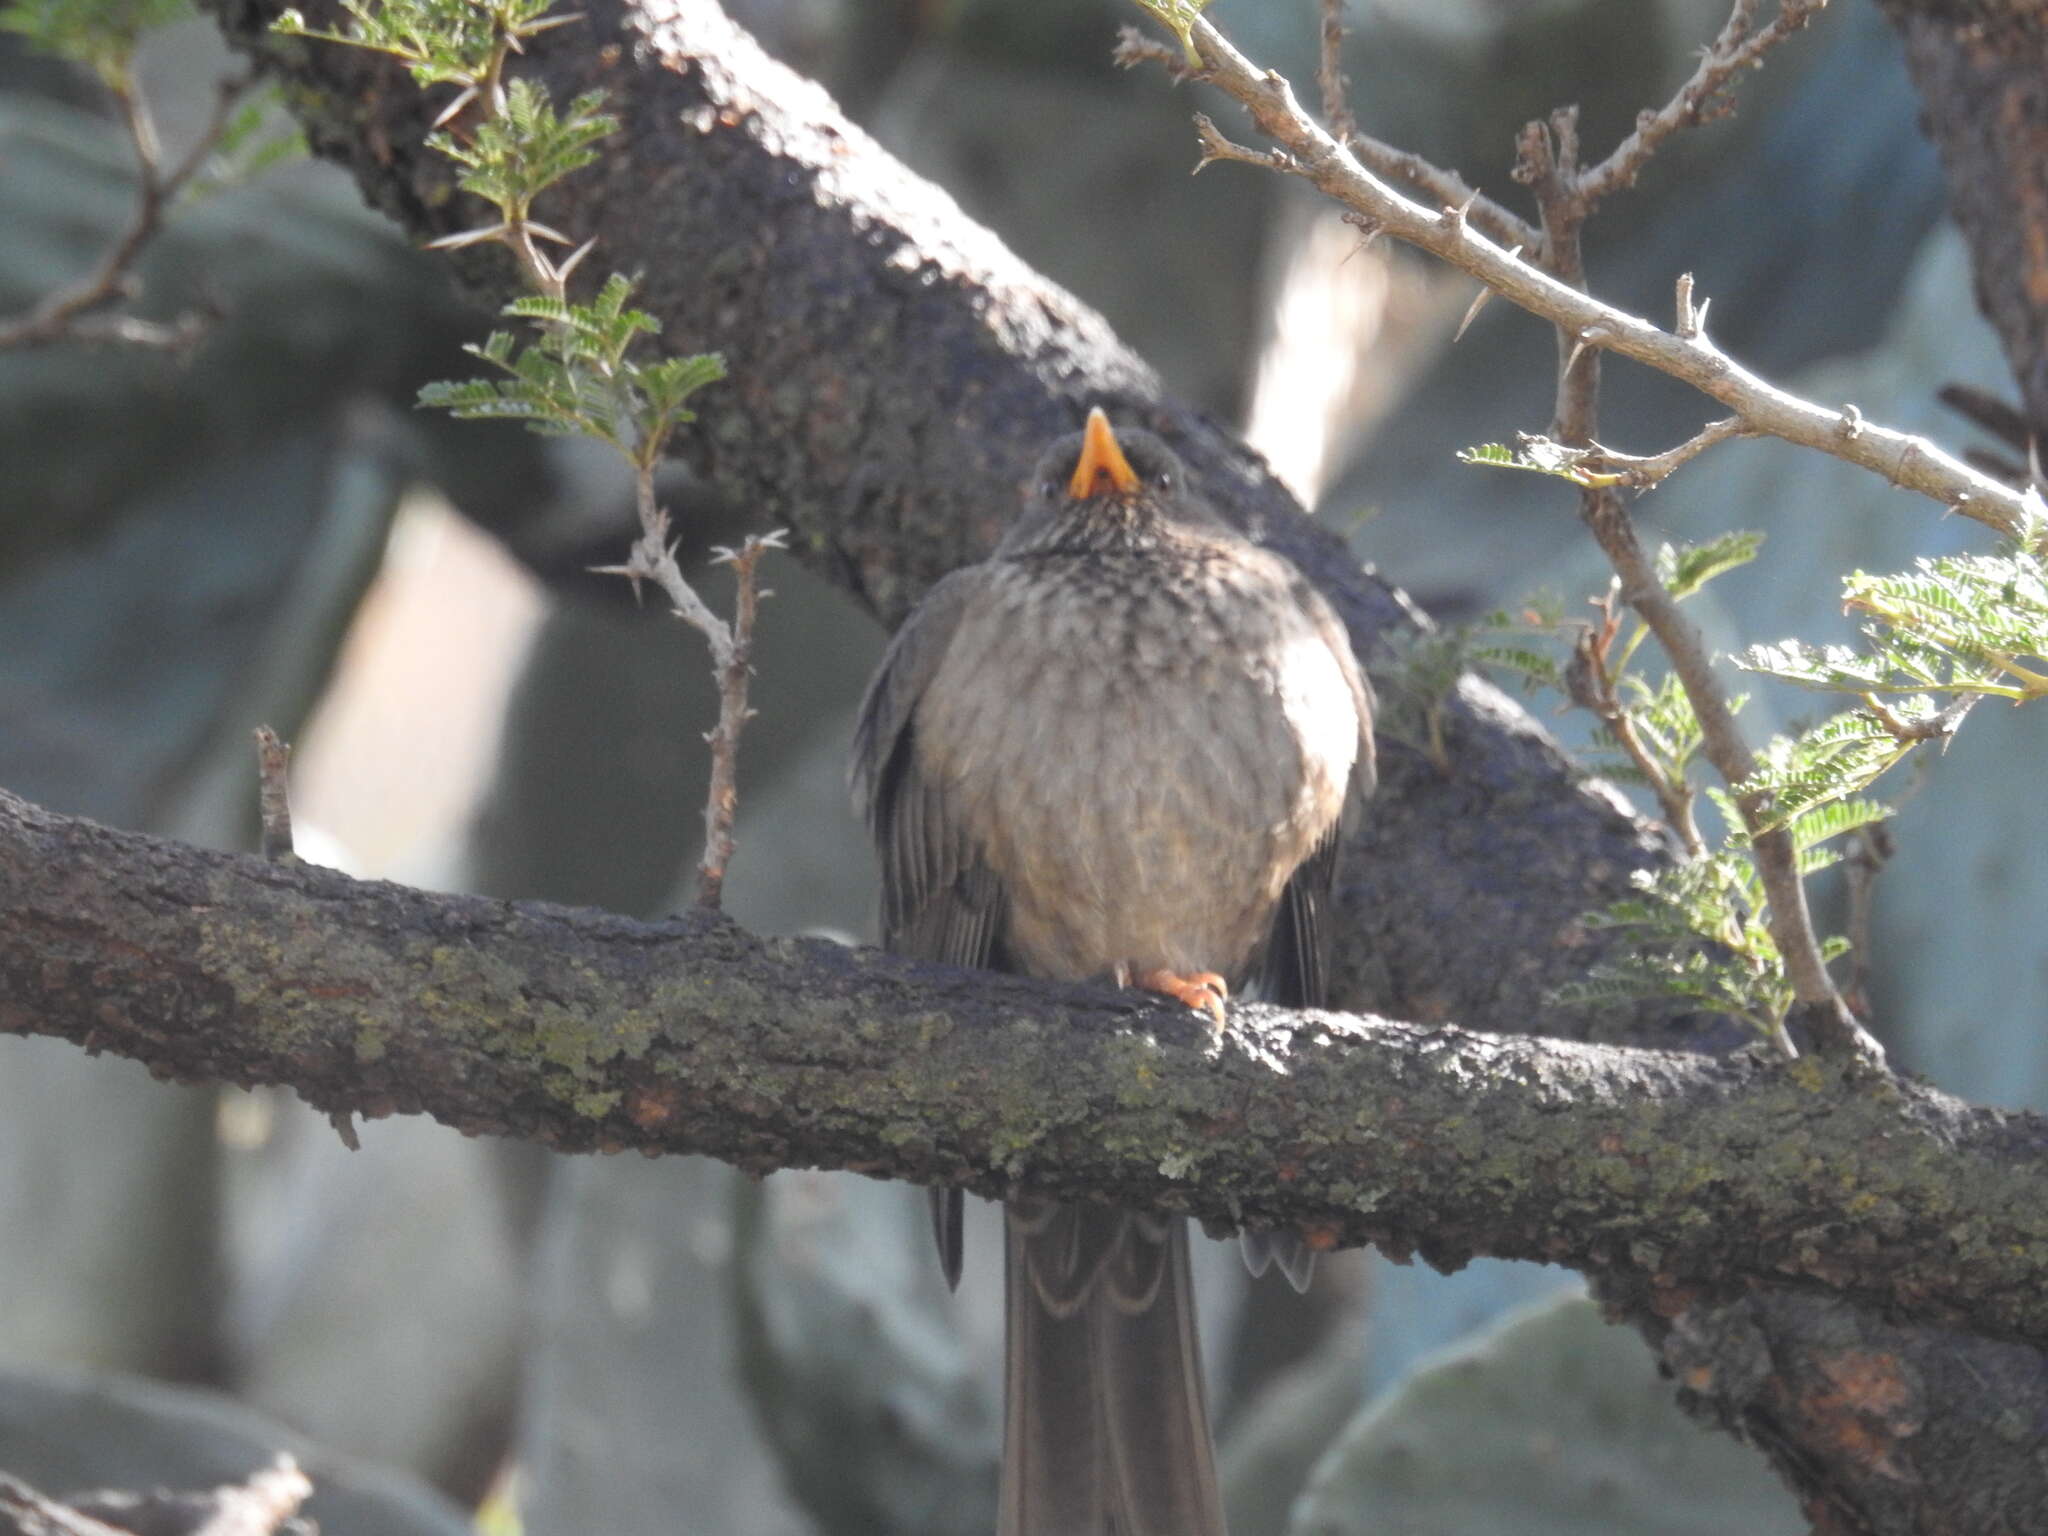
[850,407,1374,1536]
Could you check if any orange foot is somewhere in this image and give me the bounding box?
[1136,969,1230,1027]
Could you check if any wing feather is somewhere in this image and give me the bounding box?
[850,569,1009,1292]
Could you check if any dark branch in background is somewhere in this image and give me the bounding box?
[0,70,245,353]
[1880,0,2048,450]
[1841,821,1894,1021]
[4,785,2048,1349]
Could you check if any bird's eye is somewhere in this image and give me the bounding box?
[1154,471,1174,491]
[1040,477,1063,500]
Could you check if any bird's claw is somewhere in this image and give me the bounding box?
[1136,969,1229,1027]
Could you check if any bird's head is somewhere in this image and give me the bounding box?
[1008,407,1223,552]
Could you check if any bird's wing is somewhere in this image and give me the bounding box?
[1249,580,1376,1292]
[1260,576,1376,1012]
[849,566,1008,1288]
[850,565,1010,971]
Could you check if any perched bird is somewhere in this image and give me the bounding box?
[851,406,1375,1535]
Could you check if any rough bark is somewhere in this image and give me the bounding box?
[6,784,2048,1344]
[7,781,2048,1531]
[1879,0,2048,442]
[16,0,2041,1527]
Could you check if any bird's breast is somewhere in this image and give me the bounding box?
[914,547,1358,986]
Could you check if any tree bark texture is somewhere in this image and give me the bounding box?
[5,783,2048,1339]
[1879,0,2048,440]
[5,0,2033,1528]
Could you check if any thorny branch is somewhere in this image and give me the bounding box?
[1581,416,1752,488]
[0,71,246,353]
[1120,10,2039,541]
[1512,23,1864,1059]
[1575,0,1831,212]
[595,497,787,910]
[695,532,784,908]
[417,14,782,913]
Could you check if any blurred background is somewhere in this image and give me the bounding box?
[0,0,2028,1530]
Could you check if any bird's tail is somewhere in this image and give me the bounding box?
[1000,1199,1227,1536]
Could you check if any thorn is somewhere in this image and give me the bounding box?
[1674,271,1697,337]
[1454,282,1495,343]
[424,223,511,251]
[430,85,478,129]
[1563,332,1593,380]
[557,236,599,283]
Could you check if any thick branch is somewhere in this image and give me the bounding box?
[5,785,2048,1350]
[1879,0,2048,442]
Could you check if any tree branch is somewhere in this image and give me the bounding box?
[1155,12,2037,540]
[3,783,2046,1350]
[0,70,244,354]
[1574,0,1830,213]
[1878,1,2048,444]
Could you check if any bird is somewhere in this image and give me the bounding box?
[850,406,1375,1535]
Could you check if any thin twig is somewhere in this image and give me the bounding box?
[1191,112,1282,174]
[253,726,296,862]
[1153,14,2034,540]
[1115,24,1537,251]
[695,532,787,909]
[591,471,788,910]
[1317,0,1359,150]
[1841,820,1893,1023]
[1571,589,1704,855]
[1861,691,1981,743]
[1576,0,1829,213]
[1575,416,1753,489]
[447,11,777,914]
[0,72,248,353]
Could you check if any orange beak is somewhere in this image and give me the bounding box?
[1067,406,1142,499]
